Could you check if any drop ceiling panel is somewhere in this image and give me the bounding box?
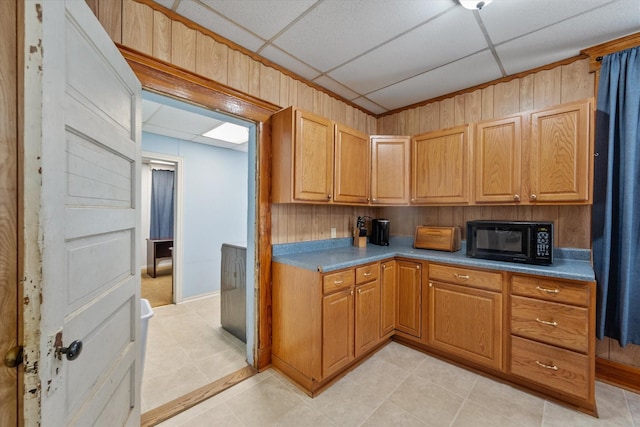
[259,45,322,81]
[497,0,640,75]
[351,97,386,115]
[273,0,454,72]
[312,75,360,101]
[481,0,616,44]
[328,7,487,95]
[199,0,317,40]
[176,1,265,51]
[368,50,502,111]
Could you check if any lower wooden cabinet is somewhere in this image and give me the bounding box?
[272,258,596,414]
[396,260,421,337]
[509,274,596,412]
[322,287,354,378]
[380,260,396,338]
[427,264,504,371]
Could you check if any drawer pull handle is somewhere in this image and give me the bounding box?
[334,280,344,285]
[535,360,558,371]
[535,318,558,327]
[536,286,559,294]
[363,272,372,276]
[454,274,470,280]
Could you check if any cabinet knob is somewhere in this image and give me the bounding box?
[372,198,377,202]
[513,194,520,202]
[328,194,332,199]
[530,194,537,201]
[429,282,433,288]
[382,264,386,269]
[416,265,420,270]
[358,288,362,294]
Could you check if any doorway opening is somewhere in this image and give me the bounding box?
[138,90,258,414]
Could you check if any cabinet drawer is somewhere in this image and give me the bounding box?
[429,264,502,292]
[323,270,355,294]
[511,275,590,307]
[356,263,379,284]
[511,336,590,400]
[511,296,588,353]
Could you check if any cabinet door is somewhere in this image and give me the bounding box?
[294,110,334,202]
[380,260,397,338]
[411,125,470,204]
[371,136,410,205]
[529,100,591,203]
[322,288,354,378]
[475,116,522,203]
[334,124,370,204]
[396,261,421,337]
[355,280,381,357]
[428,281,503,370]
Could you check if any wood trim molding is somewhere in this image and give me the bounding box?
[123,48,273,372]
[596,357,640,394]
[582,32,640,72]
[130,0,375,117]
[118,44,280,122]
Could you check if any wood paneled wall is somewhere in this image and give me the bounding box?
[377,58,595,250]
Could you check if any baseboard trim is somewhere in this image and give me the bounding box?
[140,365,257,427]
[596,357,640,394]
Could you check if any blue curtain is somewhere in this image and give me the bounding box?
[592,47,640,346]
[150,169,175,240]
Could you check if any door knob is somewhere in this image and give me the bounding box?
[4,346,23,368]
[56,340,83,361]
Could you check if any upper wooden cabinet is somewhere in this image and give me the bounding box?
[411,125,470,205]
[272,107,334,203]
[334,125,370,204]
[475,116,522,203]
[475,99,593,205]
[371,136,410,205]
[530,100,592,203]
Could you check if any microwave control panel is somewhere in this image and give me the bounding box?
[535,226,552,259]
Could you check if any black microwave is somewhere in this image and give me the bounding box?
[466,220,553,265]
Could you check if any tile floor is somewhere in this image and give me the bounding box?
[142,294,248,412]
[151,297,640,427]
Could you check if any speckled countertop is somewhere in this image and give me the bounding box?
[272,236,595,282]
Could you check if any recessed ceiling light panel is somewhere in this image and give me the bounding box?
[202,122,249,144]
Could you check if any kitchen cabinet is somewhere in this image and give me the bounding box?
[396,260,422,338]
[334,124,370,204]
[529,99,592,203]
[354,263,380,357]
[411,125,470,205]
[380,260,396,338]
[510,274,595,410]
[427,263,504,371]
[271,107,334,203]
[272,261,385,395]
[474,115,522,203]
[475,99,592,205]
[371,135,410,205]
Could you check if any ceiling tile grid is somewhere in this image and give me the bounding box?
[157,0,639,114]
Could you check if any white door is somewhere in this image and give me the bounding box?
[23,1,142,425]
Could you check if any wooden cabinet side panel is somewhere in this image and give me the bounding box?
[475,116,522,203]
[334,125,370,204]
[272,263,322,380]
[530,100,592,203]
[371,136,410,204]
[271,107,294,203]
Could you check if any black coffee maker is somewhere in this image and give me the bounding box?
[370,219,390,246]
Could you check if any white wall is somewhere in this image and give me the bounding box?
[142,132,248,299]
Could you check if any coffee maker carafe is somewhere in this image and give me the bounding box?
[370,219,390,246]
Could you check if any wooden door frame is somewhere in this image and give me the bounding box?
[1,0,20,425]
[119,46,277,370]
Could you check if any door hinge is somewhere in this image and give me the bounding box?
[4,345,24,368]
